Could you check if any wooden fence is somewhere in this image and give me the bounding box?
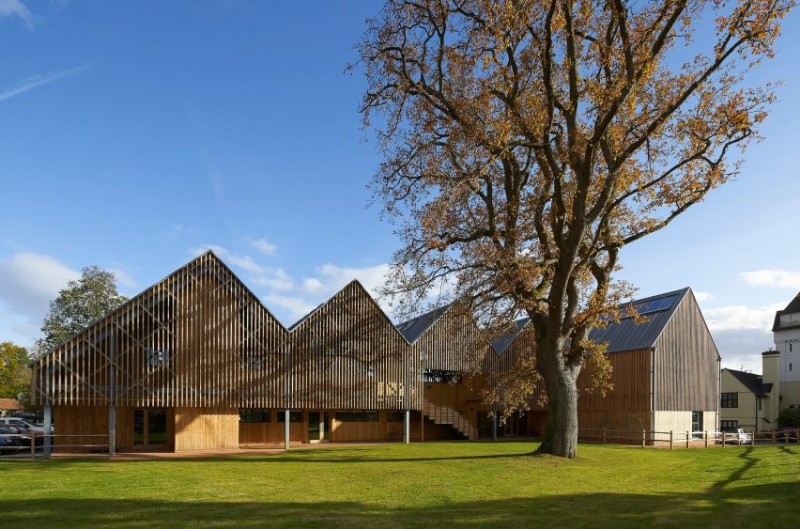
[579,428,800,449]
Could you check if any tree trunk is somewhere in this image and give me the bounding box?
[535,346,580,458]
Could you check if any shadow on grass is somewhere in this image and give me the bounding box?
[4,481,800,529]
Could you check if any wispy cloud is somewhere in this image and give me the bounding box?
[739,269,800,289]
[0,0,34,29]
[0,252,80,318]
[693,291,713,303]
[0,64,94,104]
[250,238,277,256]
[702,303,783,332]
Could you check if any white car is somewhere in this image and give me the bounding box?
[0,417,44,434]
[721,428,752,445]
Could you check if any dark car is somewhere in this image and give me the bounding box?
[0,425,27,452]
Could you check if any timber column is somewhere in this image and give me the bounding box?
[108,327,117,457]
[43,402,52,458]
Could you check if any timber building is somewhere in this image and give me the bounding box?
[32,252,720,453]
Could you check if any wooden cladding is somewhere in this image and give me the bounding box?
[33,253,422,412]
[411,305,486,373]
[653,294,720,411]
[33,251,719,435]
[288,281,420,410]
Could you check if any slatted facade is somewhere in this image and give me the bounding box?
[32,252,290,409]
[395,304,486,373]
[287,280,418,410]
[32,251,720,449]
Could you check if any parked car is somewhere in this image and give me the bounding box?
[0,425,27,452]
[721,428,752,445]
[0,417,44,434]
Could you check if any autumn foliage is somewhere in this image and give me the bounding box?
[358,0,794,457]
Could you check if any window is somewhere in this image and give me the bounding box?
[146,348,170,368]
[386,411,405,422]
[721,393,738,408]
[335,411,378,422]
[692,411,702,432]
[240,409,271,423]
[721,420,738,431]
[277,411,303,423]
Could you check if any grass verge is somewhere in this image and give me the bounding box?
[3,441,799,528]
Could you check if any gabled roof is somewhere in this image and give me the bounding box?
[772,292,800,332]
[724,368,773,397]
[490,318,530,354]
[589,288,690,353]
[37,251,290,360]
[395,304,452,343]
[287,279,409,343]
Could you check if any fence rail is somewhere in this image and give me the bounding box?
[579,428,800,449]
[0,433,109,459]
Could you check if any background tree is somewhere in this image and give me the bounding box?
[36,266,128,356]
[0,341,30,400]
[358,0,793,458]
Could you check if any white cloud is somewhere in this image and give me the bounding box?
[192,244,266,274]
[0,252,79,319]
[0,64,93,103]
[715,328,773,374]
[0,0,34,28]
[314,263,391,297]
[251,267,294,292]
[108,267,138,291]
[739,269,800,289]
[301,277,325,296]
[703,303,782,332]
[264,294,318,323]
[251,238,277,256]
[693,291,713,303]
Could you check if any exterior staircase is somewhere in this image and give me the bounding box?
[422,398,477,440]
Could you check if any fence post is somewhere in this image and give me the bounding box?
[704,431,708,448]
[772,430,776,445]
[642,429,646,448]
[685,431,690,449]
[603,428,607,444]
[30,433,35,459]
[669,430,674,450]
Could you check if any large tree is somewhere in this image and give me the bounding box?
[0,341,30,400]
[36,266,128,356]
[358,0,792,457]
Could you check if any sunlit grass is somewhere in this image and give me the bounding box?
[3,441,799,528]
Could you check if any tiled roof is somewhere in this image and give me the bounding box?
[725,369,772,397]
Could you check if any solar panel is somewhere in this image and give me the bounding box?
[632,295,678,315]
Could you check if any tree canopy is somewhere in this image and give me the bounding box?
[0,341,30,400]
[358,0,793,457]
[36,266,128,356]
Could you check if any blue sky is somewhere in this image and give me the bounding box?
[0,0,798,374]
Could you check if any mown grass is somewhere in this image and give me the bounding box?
[3,441,799,528]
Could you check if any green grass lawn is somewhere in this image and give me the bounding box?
[3,441,799,528]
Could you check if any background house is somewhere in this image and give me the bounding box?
[772,294,800,410]
[0,398,21,417]
[720,355,778,432]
